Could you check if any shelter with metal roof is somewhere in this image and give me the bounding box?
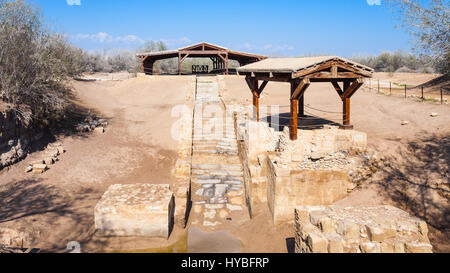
[137,42,266,75]
[237,56,374,140]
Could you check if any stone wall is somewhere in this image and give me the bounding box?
[173,76,196,228]
[278,125,367,164]
[266,154,351,224]
[0,105,35,171]
[295,206,433,253]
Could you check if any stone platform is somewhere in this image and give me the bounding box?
[295,206,433,253]
[95,184,174,238]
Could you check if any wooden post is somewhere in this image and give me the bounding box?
[422,86,424,102]
[290,99,298,140]
[343,97,350,126]
[178,53,181,75]
[441,88,444,104]
[225,53,229,75]
[140,56,144,73]
[290,81,298,140]
[253,91,259,121]
[299,95,304,117]
[341,80,353,129]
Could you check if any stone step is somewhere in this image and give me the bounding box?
[193,150,237,154]
[192,164,243,171]
[195,173,243,180]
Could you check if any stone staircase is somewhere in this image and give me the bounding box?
[190,77,246,227]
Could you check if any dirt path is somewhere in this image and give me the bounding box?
[0,76,194,252]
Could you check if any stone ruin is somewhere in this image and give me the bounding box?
[24,143,66,174]
[295,206,433,253]
[89,76,433,253]
[230,104,433,252]
[95,184,175,238]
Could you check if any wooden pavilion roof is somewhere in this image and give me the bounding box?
[238,56,375,141]
[136,42,266,60]
[237,56,374,81]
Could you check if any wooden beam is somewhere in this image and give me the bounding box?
[292,60,373,79]
[291,78,311,100]
[180,50,226,55]
[299,95,305,117]
[180,53,190,63]
[335,62,373,77]
[245,76,257,92]
[305,71,361,79]
[331,65,338,78]
[238,71,293,82]
[342,78,364,98]
[331,81,343,97]
[258,80,268,95]
[292,62,334,78]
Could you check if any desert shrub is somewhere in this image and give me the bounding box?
[353,51,436,73]
[107,50,140,73]
[0,0,82,126]
[395,66,414,73]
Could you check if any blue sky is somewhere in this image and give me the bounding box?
[31,0,411,57]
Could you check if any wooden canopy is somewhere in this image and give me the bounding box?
[237,56,374,140]
[137,42,266,75]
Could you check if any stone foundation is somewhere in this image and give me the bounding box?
[295,206,433,253]
[266,154,351,224]
[0,228,32,249]
[95,184,175,238]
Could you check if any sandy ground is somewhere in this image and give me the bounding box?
[370,72,441,86]
[221,74,450,252]
[367,72,449,102]
[0,76,193,252]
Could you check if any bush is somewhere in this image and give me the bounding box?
[353,51,437,73]
[0,0,83,126]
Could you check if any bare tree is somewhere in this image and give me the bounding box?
[387,0,450,74]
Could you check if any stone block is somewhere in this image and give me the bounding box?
[95,184,174,238]
[94,127,105,134]
[360,242,380,253]
[337,220,360,242]
[380,242,395,253]
[32,164,47,174]
[56,146,66,154]
[294,206,433,253]
[328,237,344,253]
[44,157,54,165]
[366,225,396,242]
[306,232,328,253]
[405,242,433,253]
